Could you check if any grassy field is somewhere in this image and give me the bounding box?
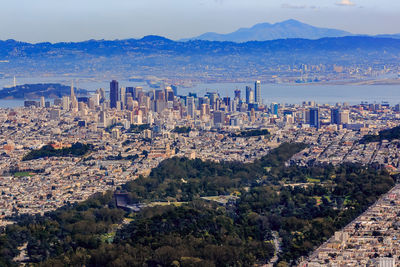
[13,172,34,177]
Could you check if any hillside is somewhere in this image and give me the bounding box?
[1,36,400,81]
[0,83,88,99]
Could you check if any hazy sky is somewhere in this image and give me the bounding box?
[1,0,399,43]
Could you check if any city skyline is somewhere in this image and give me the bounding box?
[1,0,400,42]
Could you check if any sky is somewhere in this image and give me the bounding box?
[1,0,399,43]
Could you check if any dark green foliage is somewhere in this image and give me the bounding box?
[0,191,124,265]
[231,129,270,138]
[127,124,151,133]
[90,202,274,267]
[173,126,192,134]
[22,142,92,161]
[360,126,400,144]
[0,143,395,266]
[238,163,394,263]
[121,142,307,203]
[104,123,123,133]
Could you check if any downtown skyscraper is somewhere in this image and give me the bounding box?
[110,80,119,109]
[254,80,261,104]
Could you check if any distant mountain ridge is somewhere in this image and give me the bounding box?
[181,19,352,42]
[1,35,400,81]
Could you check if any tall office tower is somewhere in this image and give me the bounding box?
[120,87,126,109]
[70,81,79,110]
[187,96,195,118]
[200,103,208,119]
[110,80,119,109]
[40,96,45,108]
[234,89,241,100]
[155,90,165,101]
[99,111,107,127]
[165,86,174,102]
[126,87,134,100]
[70,81,76,102]
[331,108,340,124]
[126,96,134,110]
[133,109,143,125]
[339,110,349,124]
[62,96,70,111]
[331,109,349,125]
[171,85,178,96]
[309,108,320,129]
[255,80,261,104]
[206,92,219,109]
[88,98,95,109]
[93,93,100,106]
[223,97,230,107]
[213,111,225,125]
[245,86,254,104]
[97,88,106,102]
[233,97,239,112]
[271,102,279,115]
[134,87,143,100]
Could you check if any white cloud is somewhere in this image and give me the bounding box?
[336,0,356,6]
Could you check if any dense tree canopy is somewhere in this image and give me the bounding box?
[0,142,395,266]
[22,142,93,161]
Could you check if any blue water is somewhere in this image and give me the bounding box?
[180,83,400,105]
[1,77,400,108]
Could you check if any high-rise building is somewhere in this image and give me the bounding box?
[70,81,76,102]
[120,87,126,109]
[97,88,106,102]
[40,96,45,108]
[245,86,254,104]
[110,80,119,109]
[331,108,340,124]
[134,87,143,100]
[309,108,320,129]
[171,85,178,96]
[126,87,134,100]
[206,92,219,109]
[331,108,349,125]
[155,90,165,102]
[234,89,241,100]
[339,110,349,124]
[187,96,195,118]
[99,111,107,127]
[255,80,261,104]
[213,111,225,125]
[165,86,174,102]
[270,103,279,115]
[62,96,70,111]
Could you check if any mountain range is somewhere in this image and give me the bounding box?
[181,19,400,42]
[1,34,400,81]
[181,19,352,42]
